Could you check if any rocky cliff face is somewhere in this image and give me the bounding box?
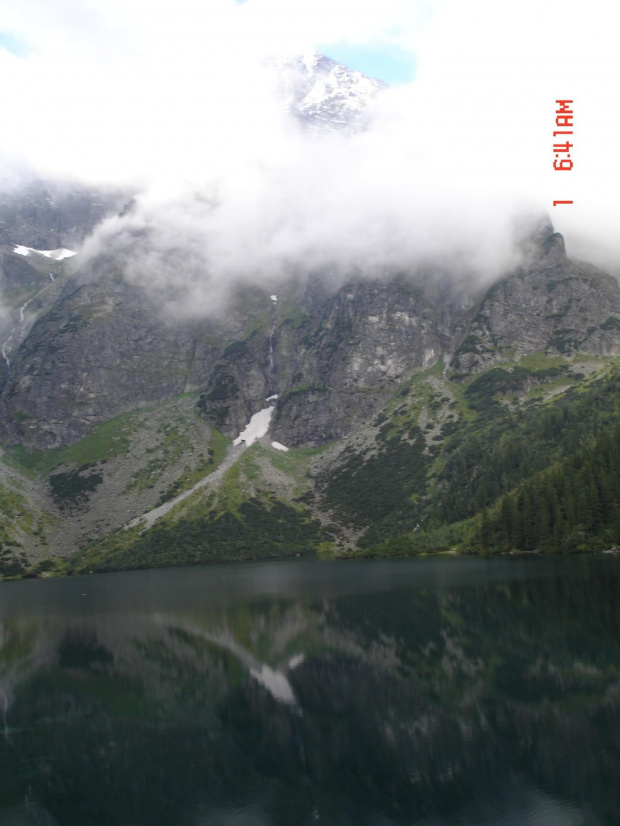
[1,218,620,451]
[198,273,476,446]
[0,273,201,448]
[2,54,618,455]
[451,232,620,375]
[0,249,270,448]
[0,178,128,250]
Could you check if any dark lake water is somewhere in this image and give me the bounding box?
[0,555,619,825]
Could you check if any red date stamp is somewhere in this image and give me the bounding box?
[553,100,573,206]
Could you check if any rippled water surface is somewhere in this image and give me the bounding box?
[0,555,619,825]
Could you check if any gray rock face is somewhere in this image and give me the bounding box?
[0,261,224,449]
[198,274,477,447]
[0,177,133,396]
[6,64,619,456]
[451,233,620,375]
[0,226,618,450]
[1,194,619,453]
[0,178,129,250]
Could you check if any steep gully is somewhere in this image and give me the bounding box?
[128,295,284,532]
[1,273,55,368]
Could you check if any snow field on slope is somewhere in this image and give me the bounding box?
[233,406,275,447]
[13,245,76,260]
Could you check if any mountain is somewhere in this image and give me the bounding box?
[0,177,128,250]
[1,57,620,578]
[276,50,387,132]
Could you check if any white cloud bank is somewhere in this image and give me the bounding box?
[1,0,619,313]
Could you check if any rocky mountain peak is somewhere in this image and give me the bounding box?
[539,232,567,265]
[274,50,386,132]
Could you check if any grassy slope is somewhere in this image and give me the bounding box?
[4,353,620,579]
[3,410,139,476]
[346,356,620,557]
[1,396,236,574]
[63,441,326,575]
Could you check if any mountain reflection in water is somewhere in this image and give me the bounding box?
[0,556,618,825]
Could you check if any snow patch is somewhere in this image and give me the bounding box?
[270,294,278,302]
[271,441,289,452]
[265,394,278,402]
[40,247,76,260]
[289,653,305,669]
[233,406,274,447]
[300,50,320,73]
[13,245,76,260]
[250,665,297,706]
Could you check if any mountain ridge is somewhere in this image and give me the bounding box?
[1,55,620,576]
[1,216,620,576]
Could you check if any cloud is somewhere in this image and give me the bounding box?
[1,0,619,315]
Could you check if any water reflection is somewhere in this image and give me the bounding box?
[0,557,618,825]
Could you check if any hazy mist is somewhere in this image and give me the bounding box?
[1,0,619,314]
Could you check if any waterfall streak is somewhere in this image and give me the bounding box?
[1,278,57,368]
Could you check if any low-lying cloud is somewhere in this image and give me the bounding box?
[2,0,619,315]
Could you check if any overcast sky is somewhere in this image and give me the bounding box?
[1,0,619,308]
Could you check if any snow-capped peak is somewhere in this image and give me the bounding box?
[274,51,386,134]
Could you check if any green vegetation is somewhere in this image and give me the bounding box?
[66,496,324,574]
[431,367,620,527]
[0,555,26,577]
[467,420,620,553]
[4,411,136,475]
[265,442,331,488]
[60,432,326,575]
[511,353,569,370]
[463,364,569,416]
[49,464,104,509]
[23,557,65,579]
[319,429,432,546]
[548,328,582,354]
[0,482,44,574]
[6,343,620,576]
[156,428,230,505]
[317,540,336,559]
[355,361,620,557]
[281,307,311,329]
[0,483,33,542]
[125,422,192,494]
[351,522,471,558]
[222,340,249,358]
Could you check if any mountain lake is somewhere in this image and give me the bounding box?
[0,555,618,825]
